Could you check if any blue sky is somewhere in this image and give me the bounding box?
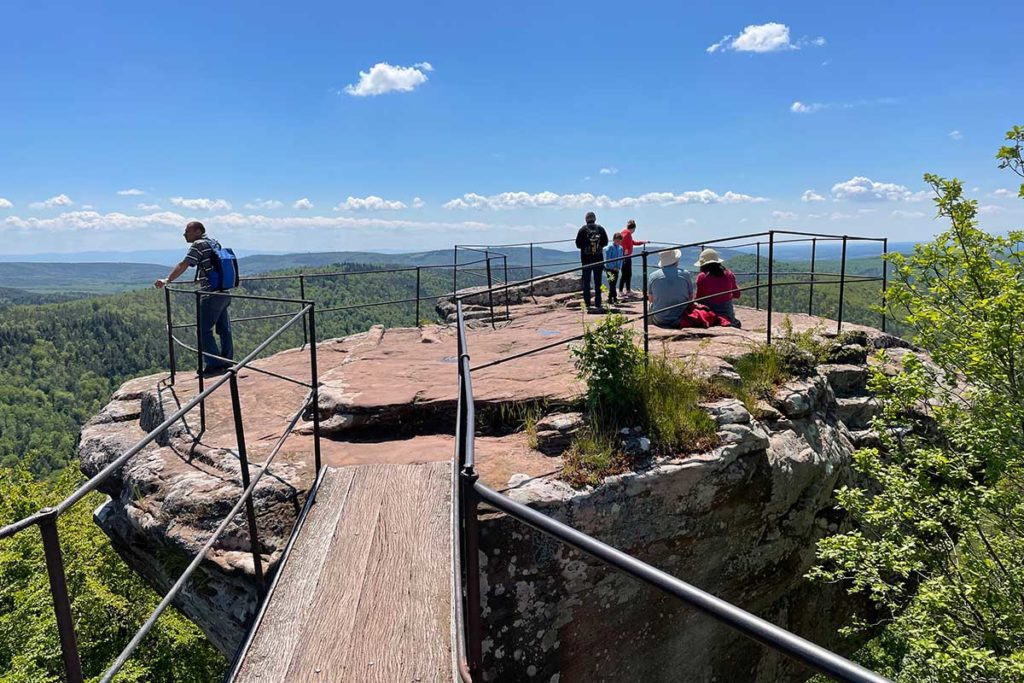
[1,0,1022,256]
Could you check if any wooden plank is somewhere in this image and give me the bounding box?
[336,461,452,681]
[233,462,453,682]
[234,467,356,682]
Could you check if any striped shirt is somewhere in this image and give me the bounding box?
[184,235,221,290]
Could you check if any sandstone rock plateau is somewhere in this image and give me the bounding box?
[80,289,921,681]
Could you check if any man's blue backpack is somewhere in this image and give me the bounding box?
[208,244,240,290]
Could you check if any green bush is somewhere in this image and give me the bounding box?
[637,354,718,454]
[564,319,719,486]
[569,314,643,419]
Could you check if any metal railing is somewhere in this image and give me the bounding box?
[450,229,894,682]
[0,291,323,683]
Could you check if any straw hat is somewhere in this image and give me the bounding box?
[659,249,681,268]
[694,248,725,268]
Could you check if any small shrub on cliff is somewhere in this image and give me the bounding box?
[570,314,643,420]
[561,426,626,488]
[637,353,718,454]
[564,321,719,486]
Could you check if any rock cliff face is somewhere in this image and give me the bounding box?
[478,370,874,682]
[79,296,920,676]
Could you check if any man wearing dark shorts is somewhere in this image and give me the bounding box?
[155,221,234,375]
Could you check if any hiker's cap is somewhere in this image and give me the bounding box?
[659,249,681,268]
[695,248,725,268]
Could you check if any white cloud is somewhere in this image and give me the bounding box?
[5,210,186,232]
[137,203,161,211]
[0,198,12,209]
[117,188,145,196]
[2,209,496,234]
[807,211,854,221]
[599,167,618,175]
[771,210,798,220]
[948,130,963,141]
[979,205,1003,215]
[791,101,823,114]
[791,98,895,115]
[29,194,74,209]
[707,23,826,54]
[169,196,232,211]
[411,197,425,208]
[990,188,1017,198]
[244,198,284,210]
[335,195,407,211]
[81,204,94,210]
[442,189,767,210]
[891,209,926,219]
[801,190,826,202]
[683,218,697,225]
[293,197,314,210]
[343,62,433,97]
[831,176,927,202]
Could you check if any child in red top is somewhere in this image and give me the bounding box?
[694,248,742,328]
[618,219,646,298]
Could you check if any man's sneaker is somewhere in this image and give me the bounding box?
[199,366,229,378]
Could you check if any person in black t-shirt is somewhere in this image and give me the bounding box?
[574,211,609,312]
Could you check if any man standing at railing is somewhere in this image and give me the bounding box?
[154,221,234,376]
[575,211,609,312]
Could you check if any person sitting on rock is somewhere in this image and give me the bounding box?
[694,248,742,328]
[575,211,609,312]
[647,249,694,328]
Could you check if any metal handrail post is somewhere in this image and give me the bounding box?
[416,266,422,327]
[164,287,176,385]
[195,290,206,432]
[642,251,650,357]
[881,238,889,332]
[299,275,308,347]
[462,469,484,678]
[485,255,495,330]
[837,236,848,333]
[808,239,817,316]
[308,304,322,474]
[229,372,265,592]
[766,232,775,346]
[529,243,535,297]
[755,242,761,310]
[39,510,85,683]
[453,247,458,296]
[502,255,510,321]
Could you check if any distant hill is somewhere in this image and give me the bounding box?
[0,262,168,294]
[236,246,578,273]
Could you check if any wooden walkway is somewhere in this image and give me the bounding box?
[233,462,454,682]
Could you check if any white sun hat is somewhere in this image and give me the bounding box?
[695,248,725,268]
[659,249,681,268]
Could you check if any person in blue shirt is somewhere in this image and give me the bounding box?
[604,232,625,305]
[647,249,695,328]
